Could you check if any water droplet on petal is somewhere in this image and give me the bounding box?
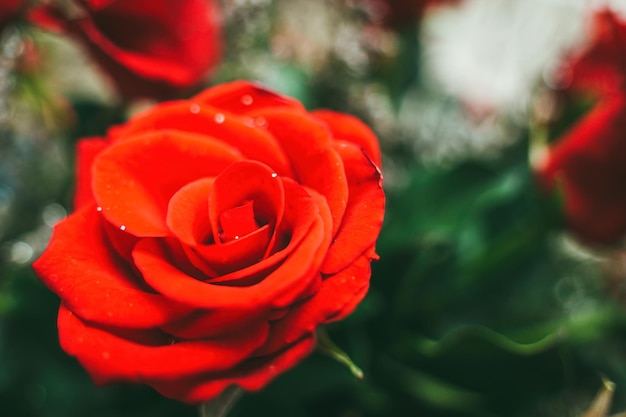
[241,95,253,105]
[96,206,103,212]
[234,235,239,240]
[255,116,267,127]
[214,113,225,123]
[244,117,255,127]
[189,103,201,114]
[120,225,126,231]
[271,173,278,178]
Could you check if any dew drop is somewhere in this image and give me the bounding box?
[96,206,103,212]
[244,118,255,127]
[255,116,267,127]
[214,113,225,123]
[189,103,201,114]
[271,173,278,178]
[120,225,126,231]
[234,235,240,240]
[241,95,253,105]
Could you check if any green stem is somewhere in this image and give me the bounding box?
[317,328,364,380]
[198,386,243,417]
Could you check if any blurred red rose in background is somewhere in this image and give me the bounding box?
[33,81,385,403]
[539,8,626,245]
[0,0,25,31]
[363,0,460,27]
[538,94,626,244]
[31,0,221,98]
[565,8,626,96]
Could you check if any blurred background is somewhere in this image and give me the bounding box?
[2,0,626,416]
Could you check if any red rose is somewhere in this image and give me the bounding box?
[33,81,385,403]
[0,0,24,31]
[562,9,626,96]
[30,0,221,98]
[538,93,626,244]
[363,0,460,27]
[538,8,626,245]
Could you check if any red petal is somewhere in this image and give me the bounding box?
[322,141,385,274]
[32,205,190,328]
[541,94,626,243]
[58,304,269,382]
[92,130,242,237]
[74,137,109,210]
[260,110,349,238]
[218,201,258,242]
[163,309,265,340]
[166,177,215,246]
[313,109,383,167]
[191,224,272,277]
[194,81,306,115]
[133,180,331,309]
[208,160,284,247]
[69,0,221,87]
[154,335,316,404]
[119,102,293,176]
[258,255,371,356]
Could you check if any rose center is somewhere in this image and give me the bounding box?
[218,200,260,242]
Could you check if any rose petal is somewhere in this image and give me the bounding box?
[133,180,332,309]
[313,109,383,167]
[32,205,190,328]
[257,254,371,355]
[322,141,385,274]
[54,0,221,97]
[208,160,284,250]
[153,335,316,404]
[166,177,215,246]
[93,130,242,237]
[540,94,626,242]
[192,225,272,277]
[163,308,265,340]
[118,102,293,176]
[58,304,270,382]
[193,80,306,115]
[259,109,349,238]
[74,137,109,209]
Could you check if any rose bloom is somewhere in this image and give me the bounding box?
[538,94,626,245]
[364,0,460,27]
[0,0,24,31]
[562,8,626,96]
[537,8,626,245]
[30,0,221,98]
[33,81,385,403]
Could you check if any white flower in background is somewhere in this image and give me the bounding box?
[422,0,591,114]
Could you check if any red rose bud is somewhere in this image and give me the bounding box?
[33,81,385,404]
[537,93,626,245]
[30,0,222,99]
